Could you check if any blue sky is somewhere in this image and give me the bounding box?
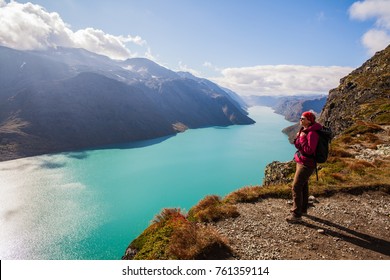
[1,0,390,96]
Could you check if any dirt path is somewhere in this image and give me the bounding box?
[213,191,390,260]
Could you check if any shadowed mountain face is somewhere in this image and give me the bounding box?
[0,46,254,161]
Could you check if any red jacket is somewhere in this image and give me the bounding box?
[294,122,322,168]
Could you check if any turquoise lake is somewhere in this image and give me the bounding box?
[0,106,295,260]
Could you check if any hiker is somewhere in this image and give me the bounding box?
[286,111,322,223]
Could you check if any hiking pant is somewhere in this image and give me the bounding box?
[291,163,315,217]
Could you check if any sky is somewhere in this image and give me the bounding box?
[1,0,390,96]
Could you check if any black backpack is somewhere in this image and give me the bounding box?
[314,123,332,163]
[312,122,332,180]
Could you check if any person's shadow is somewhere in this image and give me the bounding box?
[301,214,390,257]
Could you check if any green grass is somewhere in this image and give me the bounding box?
[358,98,390,125]
[343,120,384,136]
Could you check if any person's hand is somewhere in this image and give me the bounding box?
[296,129,306,137]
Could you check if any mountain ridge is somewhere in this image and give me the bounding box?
[243,94,327,122]
[0,45,254,161]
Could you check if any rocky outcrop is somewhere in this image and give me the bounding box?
[263,161,295,186]
[351,143,390,162]
[282,123,300,143]
[319,44,390,137]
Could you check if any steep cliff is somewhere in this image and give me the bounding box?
[319,44,390,136]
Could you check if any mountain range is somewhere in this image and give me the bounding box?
[243,95,327,122]
[0,46,254,161]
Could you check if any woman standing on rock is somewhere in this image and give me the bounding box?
[286,111,322,223]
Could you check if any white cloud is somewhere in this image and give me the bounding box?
[0,1,151,60]
[349,0,390,55]
[177,61,202,76]
[209,65,354,96]
[203,61,222,72]
[361,28,390,54]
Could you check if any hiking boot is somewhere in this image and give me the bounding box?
[286,215,302,223]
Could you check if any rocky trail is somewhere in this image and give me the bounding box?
[212,191,390,260]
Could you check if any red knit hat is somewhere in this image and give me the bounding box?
[302,111,316,124]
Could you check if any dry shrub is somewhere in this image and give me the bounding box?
[194,195,221,209]
[331,173,347,182]
[330,147,353,158]
[372,158,387,167]
[225,184,291,203]
[168,223,233,260]
[127,207,233,260]
[357,132,383,148]
[153,208,185,226]
[188,195,239,222]
[363,133,380,143]
[346,121,384,136]
[224,186,262,203]
[326,156,344,164]
[340,135,354,144]
[375,110,390,124]
[349,160,374,169]
[127,208,185,260]
[348,160,374,175]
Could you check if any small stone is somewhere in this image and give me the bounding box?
[317,229,325,234]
